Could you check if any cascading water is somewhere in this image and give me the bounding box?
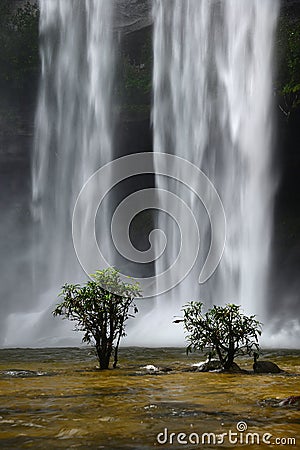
[5,0,115,346]
[150,0,279,339]
[216,0,279,320]
[3,0,281,347]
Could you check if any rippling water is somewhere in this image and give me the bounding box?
[0,348,299,449]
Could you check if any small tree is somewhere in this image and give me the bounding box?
[176,302,262,370]
[53,268,141,369]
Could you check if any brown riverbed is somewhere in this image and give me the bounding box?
[0,348,299,449]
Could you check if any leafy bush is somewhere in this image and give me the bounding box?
[178,302,262,370]
[53,268,141,369]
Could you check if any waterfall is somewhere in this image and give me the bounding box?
[5,0,115,346]
[152,0,279,331]
[3,0,280,346]
[33,0,115,280]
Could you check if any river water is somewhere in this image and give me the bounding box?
[0,348,299,449]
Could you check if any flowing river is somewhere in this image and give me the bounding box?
[0,348,299,449]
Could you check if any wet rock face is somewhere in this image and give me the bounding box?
[115,0,152,35]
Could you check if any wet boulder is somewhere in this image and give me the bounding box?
[253,360,282,374]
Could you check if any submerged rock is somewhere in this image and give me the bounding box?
[259,396,300,408]
[140,364,172,375]
[192,359,223,372]
[190,359,247,373]
[142,364,159,373]
[279,396,300,406]
[0,369,48,378]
